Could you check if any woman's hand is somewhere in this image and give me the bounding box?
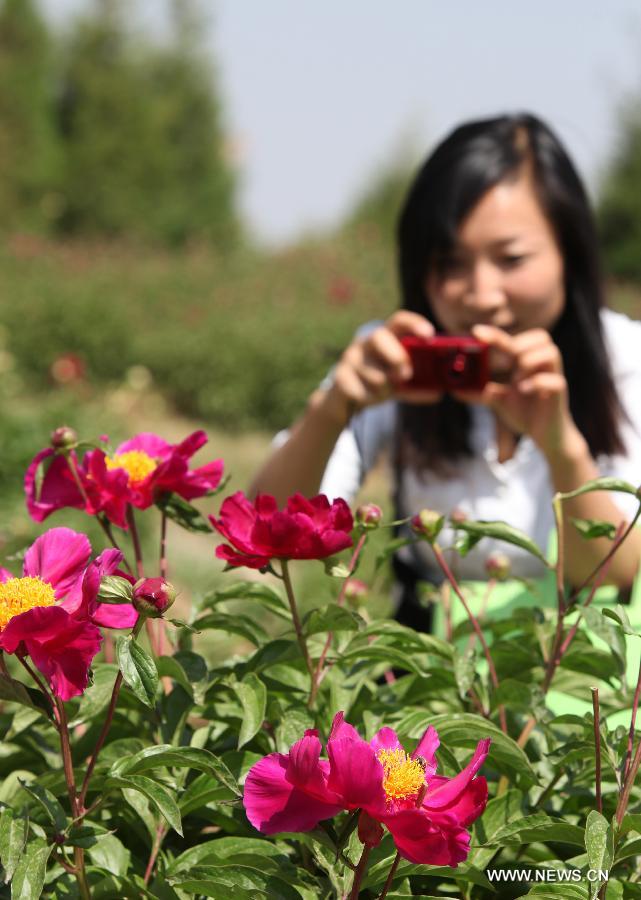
[323,310,442,423]
[466,324,584,458]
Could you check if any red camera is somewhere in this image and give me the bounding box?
[399,335,489,392]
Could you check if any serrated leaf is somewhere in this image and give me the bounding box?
[558,477,639,501]
[116,636,158,707]
[585,810,613,899]
[231,673,267,748]
[0,808,28,883]
[156,491,213,532]
[303,604,364,635]
[453,519,548,563]
[106,775,182,835]
[571,518,618,540]
[18,779,67,832]
[10,842,51,900]
[97,575,133,604]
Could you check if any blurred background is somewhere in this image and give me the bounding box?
[3,0,641,621]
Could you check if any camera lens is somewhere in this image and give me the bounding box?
[448,351,468,382]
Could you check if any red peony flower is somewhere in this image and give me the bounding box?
[25,430,224,529]
[210,492,354,569]
[243,711,490,867]
[0,528,114,700]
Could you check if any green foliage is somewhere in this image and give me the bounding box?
[0,0,61,232]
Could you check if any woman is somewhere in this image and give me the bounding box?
[251,113,641,627]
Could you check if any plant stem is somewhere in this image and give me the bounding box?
[126,506,145,579]
[310,534,367,707]
[98,514,134,576]
[623,656,641,784]
[54,699,90,900]
[78,617,144,812]
[591,687,602,814]
[280,560,314,682]
[377,853,401,899]
[143,822,167,885]
[430,543,507,734]
[616,734,641,825]
[349,844,371,900]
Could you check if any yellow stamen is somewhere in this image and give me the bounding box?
[105,451,157,487]
[377,748,426,802]
[0,576,56,630]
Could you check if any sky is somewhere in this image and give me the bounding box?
[40,0,641,246]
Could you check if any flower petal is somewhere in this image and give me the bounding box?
[424,739,491,810]
[24,449,86,522]
[413,724,440,778]
[370,727,403,754]
[243,751,343,835]
[327,737,386,813]
[385,807,472,866]
[23,528,91,598]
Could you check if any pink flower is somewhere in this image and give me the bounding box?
[132,577,177,618]
[0,528,107,700]
[210,492,354,569]
[25,430,224,529]
[243,730,344,834]
[243,712,490,867]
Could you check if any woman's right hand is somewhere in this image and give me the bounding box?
[322,310,442,424]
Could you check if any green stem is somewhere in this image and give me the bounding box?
[280,560,314,681]
[126,506,145,579]
[591,687,602,814]
[78,617,145,812]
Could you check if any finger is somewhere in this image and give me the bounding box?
[510,328,553,355]
[517,372,566,398]
[471,324,515,381]
[514,343,563,379]
[365,327,414,381]
[385,310,435,339]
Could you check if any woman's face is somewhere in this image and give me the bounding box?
[425,171,565,336]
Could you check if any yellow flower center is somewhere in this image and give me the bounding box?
[105,451,157,487]
[377,748,426,802]
[0,576,56,630]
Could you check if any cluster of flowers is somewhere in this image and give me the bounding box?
[244,712,490,866]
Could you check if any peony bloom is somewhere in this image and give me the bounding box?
[243,712,490,867]
[0,528,109,700]
[243,730,345,834]
[25,430,224,529]
[210,492,354,569]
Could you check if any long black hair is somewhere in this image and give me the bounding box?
[396,112,626,471]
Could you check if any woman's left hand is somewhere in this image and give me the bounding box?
[461,324,582,457]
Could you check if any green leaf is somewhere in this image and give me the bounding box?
[571,518,618,540]
[18,779,67,832]
[106,775,182,835]
[401,712,537,783]
[110,744,240,795]
[86,833,131,877]
[179,773,238,814]
[323,557,352,578]
[0,808,28,883]
[585,810,613,899]
[168,864,306,899]
[192,611,268,646]
[10,842,51,900]
[453,649,476,699]
[199,581,291,620]
[602,605,640,637]
[116,636,158,707]
[231,673,267,748]
[558,476,639,500]
[303,604,364,635]
[488,814,585,846]
[339,643,429,676]
[166,836,288,876]
[97,575,133,604]
[452,519,548,563]
[156,491,213,532]
[0,674,42,711]
[74,663,119,723]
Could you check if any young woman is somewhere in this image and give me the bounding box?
[251,113,641,627]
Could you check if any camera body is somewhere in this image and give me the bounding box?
[399,335,489,392]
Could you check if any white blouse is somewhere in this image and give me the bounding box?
[317,309,641,580]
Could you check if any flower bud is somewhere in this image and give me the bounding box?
[485,552,511,582]
[50,426,78,452]
[355,503,383,530]
[132,577,177,618]
[450,507,468,526]
[344,577,369,608]
[358,810,384,848]
[410,509,444,543]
